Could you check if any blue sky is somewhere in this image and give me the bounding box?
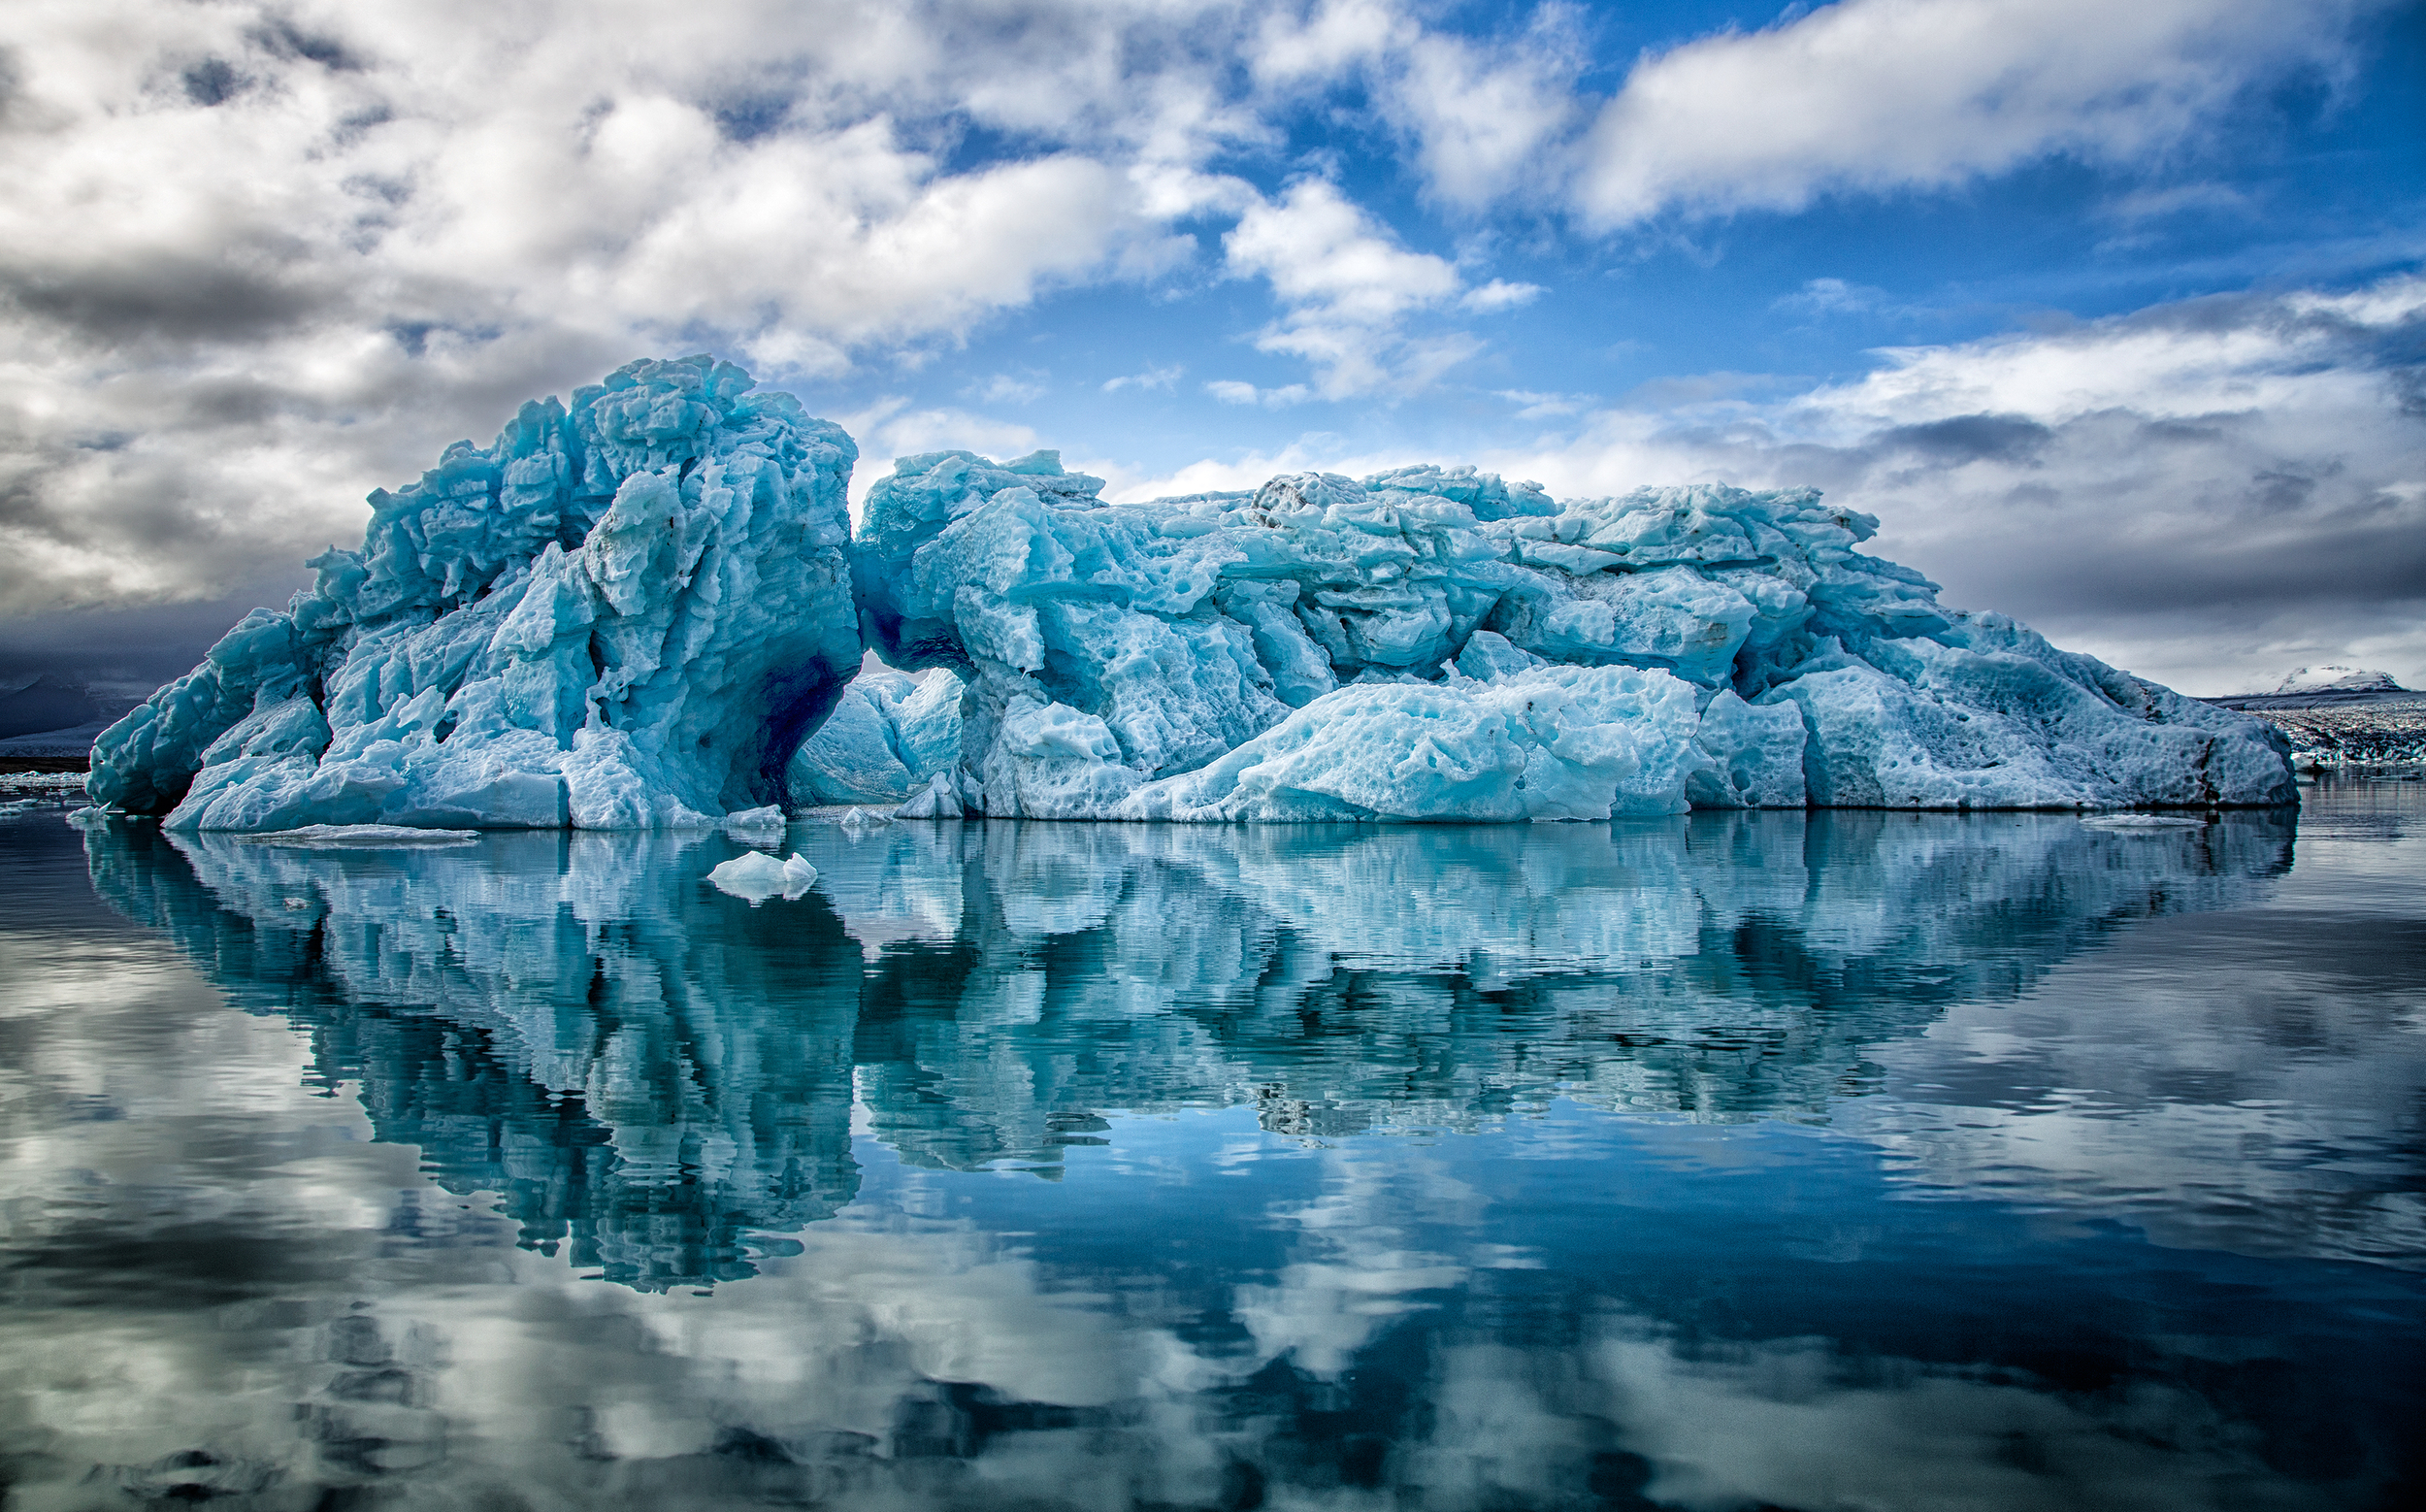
[1,0,2420,694]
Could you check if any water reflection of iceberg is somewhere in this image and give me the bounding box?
[84,811,2292,1289]
[88,826,863,1291]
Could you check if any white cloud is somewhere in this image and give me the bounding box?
[1459,279,1543,313]
[1384,25,1582,210]
[1576,0,2376,229]
[1107,438,1408,503]
[1102,363,1184,393]
[970,372,1050,405]
[1205,379,1313,409]
[859,406,1042,464]
[0,0,1250,619]
[1494,388,1593,418]
[1775,277,1889,315]
[825,395,1044,513]
[1249,0,1413,85]
[1251,1,1579,211]
[1222,179,1487,397]
[2098,182,2252,224]
[1226,180,1460,326]
[0,0,2403,669]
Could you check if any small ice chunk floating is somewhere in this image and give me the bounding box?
[705,849,818,904]
[92,359,2294,829]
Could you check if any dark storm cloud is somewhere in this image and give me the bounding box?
[2,254,332,344]
[1845,405,2426,619]
[0,590,310,691]
[1872,413,2054,466]
[1965,509,2426,614]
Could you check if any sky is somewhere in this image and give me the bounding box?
[1,0,2420,700]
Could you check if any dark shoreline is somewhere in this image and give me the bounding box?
[2199,692,2426,766]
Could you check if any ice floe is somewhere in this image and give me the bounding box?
[242,825,480,846]
[706,849,819,903]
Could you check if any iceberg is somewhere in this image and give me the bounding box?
[86,357,2295,830]
[88,356,861,831]
[856,451,2295,816]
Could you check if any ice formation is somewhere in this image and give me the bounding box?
[88,356,860,831]
[857,451,2295,817]
[705,849,818,903]
[89,358,2295,830]
[786,669,964,805]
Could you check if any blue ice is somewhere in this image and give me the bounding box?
[89,362,2296,829]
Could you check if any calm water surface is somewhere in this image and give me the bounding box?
[1,780,2420,1510]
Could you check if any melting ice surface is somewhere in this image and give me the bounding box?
[4,777,2421,1510]
[88,359,2294,830]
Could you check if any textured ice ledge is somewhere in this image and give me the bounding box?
[853,449,2295,817]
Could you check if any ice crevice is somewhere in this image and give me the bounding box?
[89,358,2296,829]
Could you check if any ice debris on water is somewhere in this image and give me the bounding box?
[2081,813,2210,831]
[85,357,2297,831]
[895,771,962,819]
[1,771,90,794]
[241,825,480,846]
[707,849,818,903]
[721,805,788,844]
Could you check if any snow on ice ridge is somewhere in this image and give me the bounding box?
[89,356,862,831]
[856,449,2295,818]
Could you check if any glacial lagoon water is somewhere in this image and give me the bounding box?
[1,781,2420,1510]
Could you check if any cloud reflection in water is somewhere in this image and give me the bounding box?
[0,802,2414,1509]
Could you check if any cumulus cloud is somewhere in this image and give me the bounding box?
[0,0,1256,623]
[1,0,1596,639]
[0,0,2404,697]
[1459,279,1544,313]
[1489,275,2426,692]
[1254,0,1583,211]
[1222,179,1507,397]
[1226,180,1461,322]
[1577,0,2378,228]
